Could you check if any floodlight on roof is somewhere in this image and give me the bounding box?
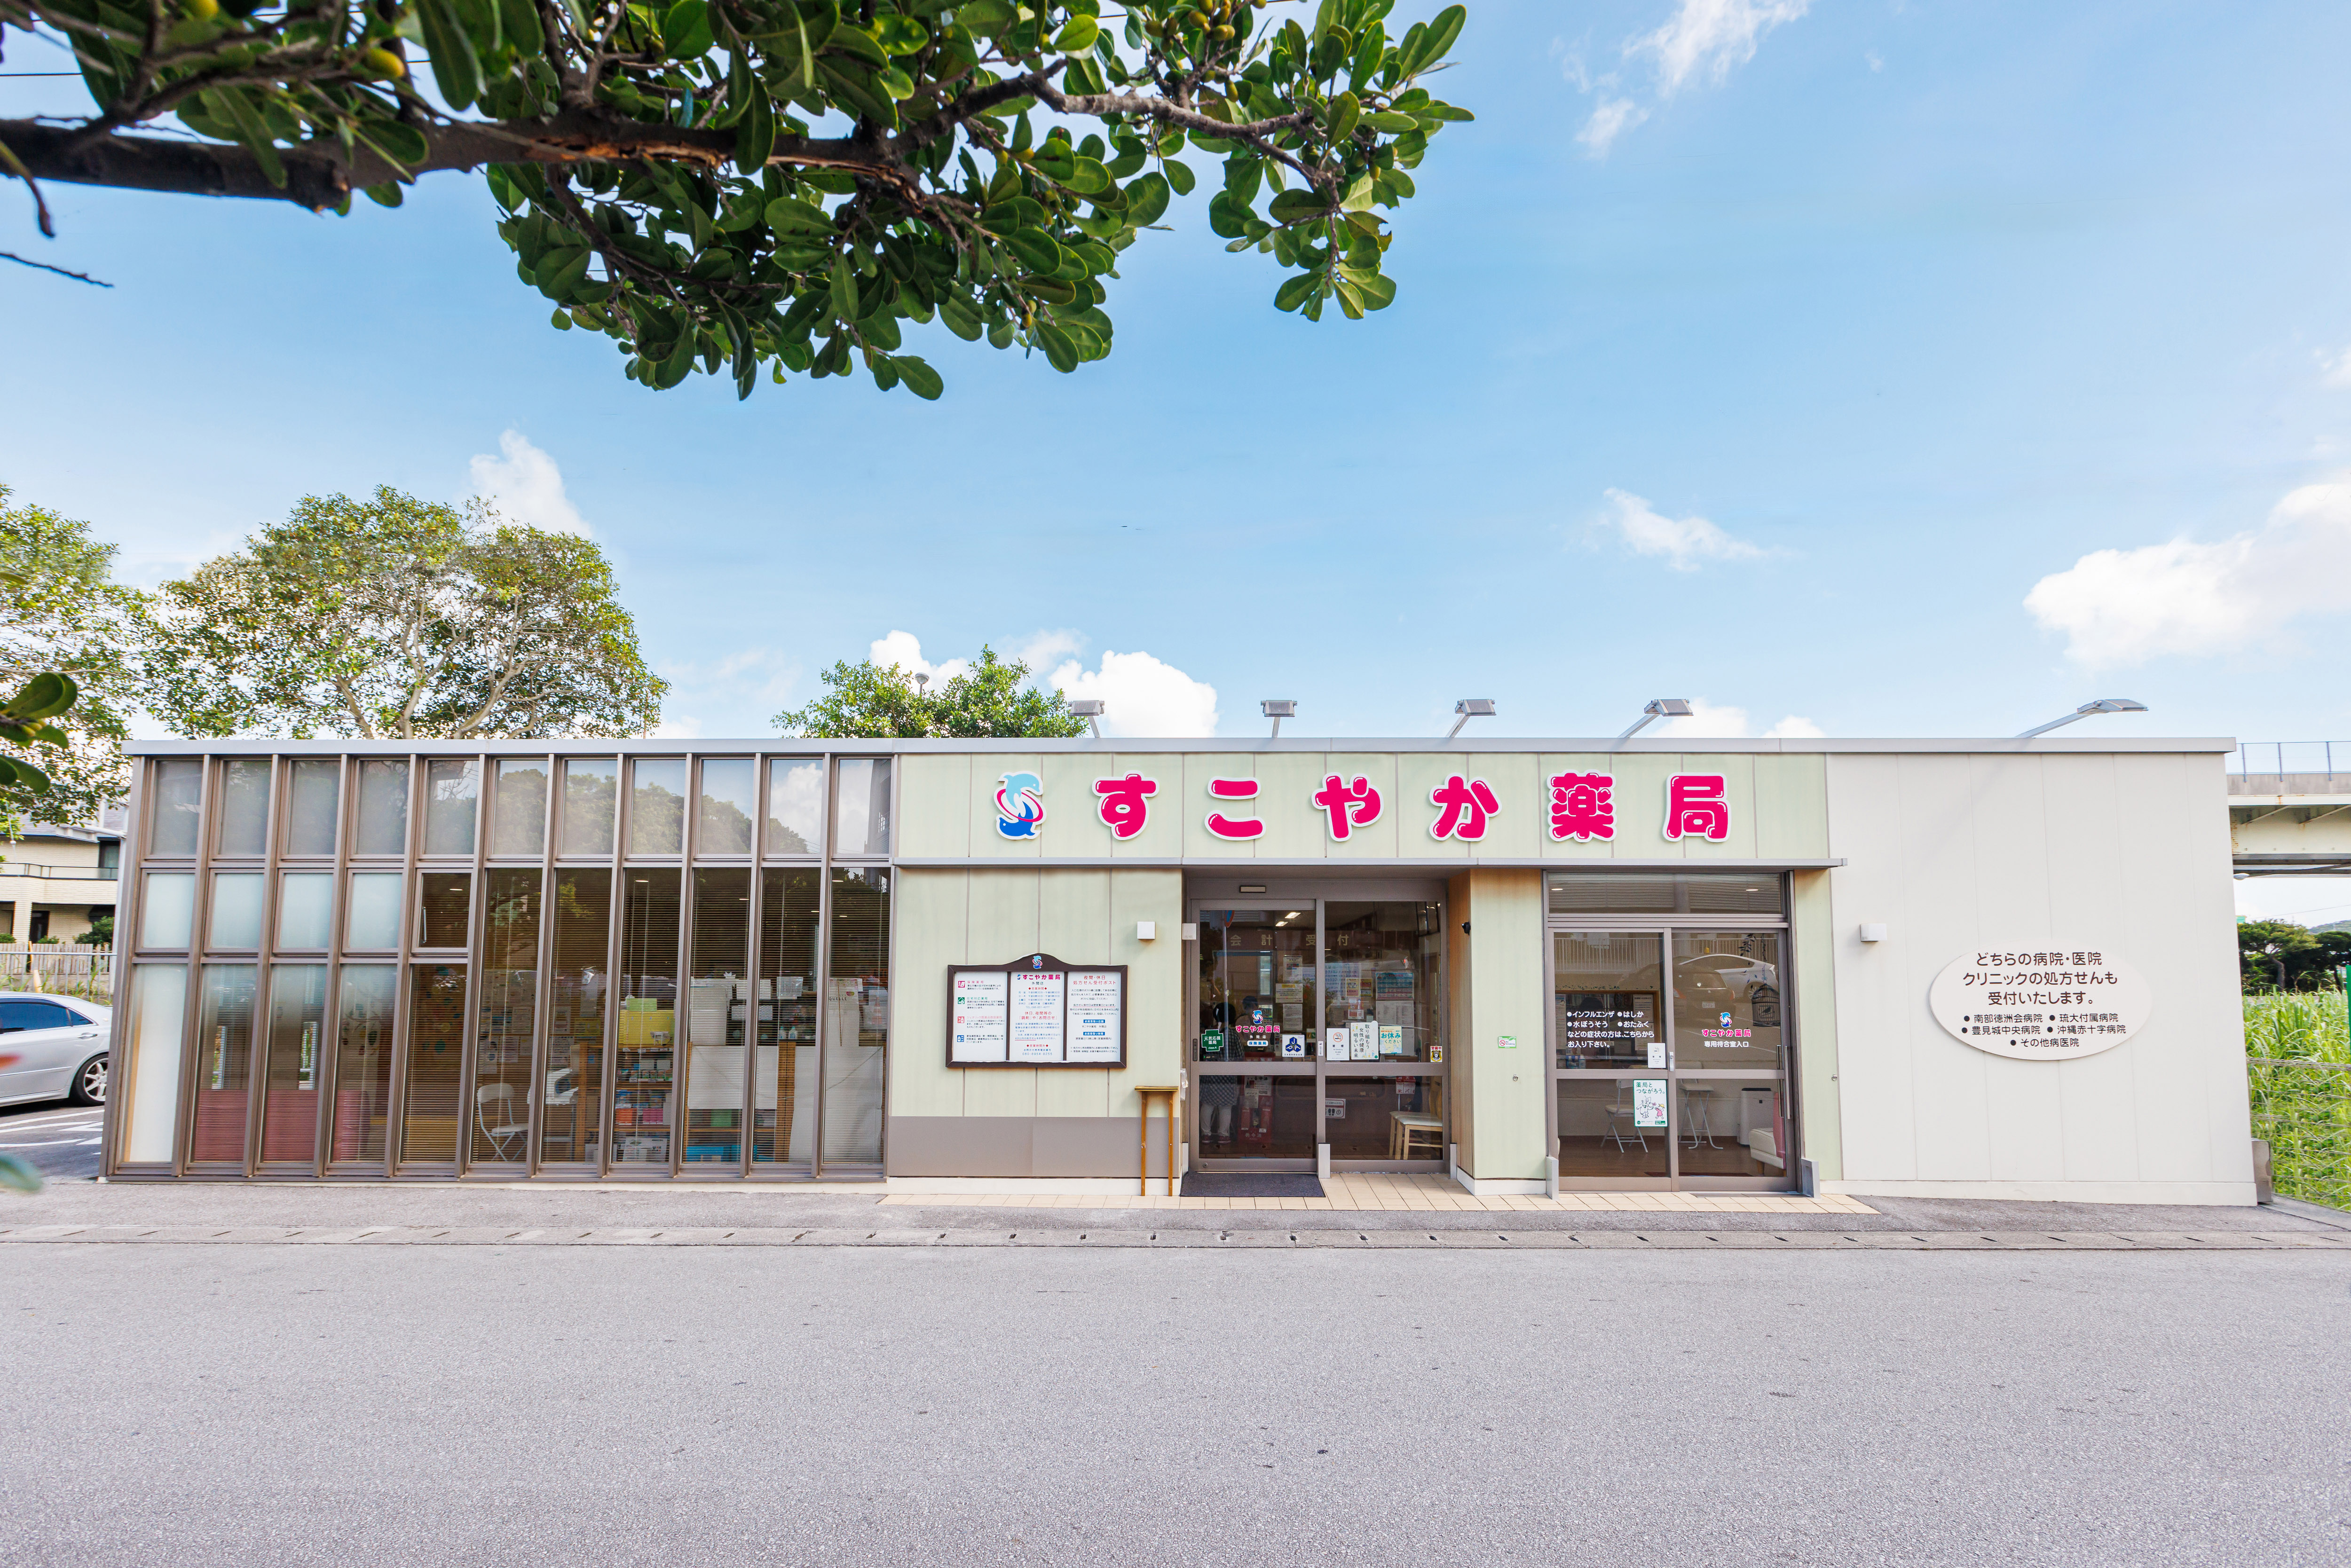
[1261,700,1296,739]
[2016,698,2147,740]
[1446,699,1496,741]
[1067,699,1104,740]
[1618,698,1693,740]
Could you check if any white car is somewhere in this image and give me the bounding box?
[0,993,110,1107]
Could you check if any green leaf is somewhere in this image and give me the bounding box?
[874,14,929,53]
[829,254,860,321]
[765,196,834,234]
[893,355,944,400]
[957,0,1015,35]
[938,295,984,340]
[1122,171,1170,226]
[1273,271,1319,313]
[1340,266,1396,309]
[1034,320,1080,372]
[1267,188,1325,225]
[664,0,714,57]
[210,90,286,189]
[735,77,776,171]
[1031,142,1077,182]
[1066,156,1112,196]
[1328,90,1359,141]
[877,64,915,100]
[1003,229,1064,273]
[1163,158,1196,197]
[538,247,593,300]
[414,0,483,109]
[1364,110,1418,133]
[357,118,430,169]
[1053,14,1098,52]
[828,24,889,67]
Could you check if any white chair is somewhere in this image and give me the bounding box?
[475,1082,528,1160]
[1602,1086,1648,1152]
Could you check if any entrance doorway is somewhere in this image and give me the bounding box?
[1189,891,1447,1174]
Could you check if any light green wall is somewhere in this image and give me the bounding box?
[1789,867,1843,1180]
[890,867,1185,1123]
[1455,868,1548,1179]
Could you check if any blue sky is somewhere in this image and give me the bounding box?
[8,1,2351,919]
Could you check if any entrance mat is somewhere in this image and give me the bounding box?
[1181,1173,1325,1198]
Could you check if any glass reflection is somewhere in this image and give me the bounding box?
[355,760,409,855]
[1553,931,1663,1069]
[824,867,887,1164]
[629,758,686,854]
[151,759,204,856]
[541,867,610,1167]
[418,872,471,948]
[332,965,397,1166]
[277,873,333,950]
[1325,1075,1444,1161]
[614,869,680,1166]
[260,965,328,1164]
[1196,909,1314,1063]
[1671,931,1785,1072]
[765,760,823,856]
[560,759,617,857]
[209,872,263,950]
[1555,1076,1670,1179]
[346,872,403,950]
[1323,902,1442,1062]
[696,761,756,855]
[286,759,340,856]
[683,868,749,1166]
[399,963,467,1166]
[491,759,548,856]
[121,965,189,1166]
[832,758,891,857]
[425,759,480,856]
[189,964,256,1165]
[216,759,271,857]
[141,873,195,949]
[1197,1075,1318,1159]
[475,868,540,1165]
[754,867,820,1166]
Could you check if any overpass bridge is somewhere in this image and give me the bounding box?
[2231,741,2351,877]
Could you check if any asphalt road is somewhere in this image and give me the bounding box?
[3,1242,2346,1567]
[0,1098,102,1182]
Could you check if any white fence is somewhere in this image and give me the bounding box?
[0,944,113,1003]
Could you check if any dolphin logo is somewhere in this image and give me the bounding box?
[995,771,1045,839]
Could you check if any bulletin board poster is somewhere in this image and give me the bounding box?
[947,954,1128,1069]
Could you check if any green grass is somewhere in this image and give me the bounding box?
[2245,992,2351,1209]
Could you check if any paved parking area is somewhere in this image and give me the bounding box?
[0,1100,102,1181]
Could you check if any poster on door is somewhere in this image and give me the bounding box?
[1632,1079,1668,1128]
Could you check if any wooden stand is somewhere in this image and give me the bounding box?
[1135,1085,1179,1198]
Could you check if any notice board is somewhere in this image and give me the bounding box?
[948,953,1128,1069]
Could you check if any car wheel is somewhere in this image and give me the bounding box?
[69,1054,107,1106]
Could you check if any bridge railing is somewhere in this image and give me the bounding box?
[2229,742,2349,793]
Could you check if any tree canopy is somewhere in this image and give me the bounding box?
[1,0,1470,396]
[777,643,1084,736]
[2240,918,2351,993]
[0,484,137,825]
[143,485,668,738]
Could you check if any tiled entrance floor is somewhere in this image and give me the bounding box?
[879,1173,1881,1215]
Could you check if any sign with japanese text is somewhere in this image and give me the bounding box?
[946,953,1128,1068]
[1927,946,2150,1061]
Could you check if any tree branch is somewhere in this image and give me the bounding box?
[0,250,112,285]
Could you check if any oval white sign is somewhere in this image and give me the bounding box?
[1928,946,2149,1061]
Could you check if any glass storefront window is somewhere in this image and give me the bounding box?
[119,965,189,1166]
[560,759,618,858]
[615,869,681,1166]
[824,867,888,1164]
[418,872,470,949]
[491,760,549,857]
[755,867,820,1166]
[400,963,467,1166]
[832,758,891,858]
[683,868,749,1166]
[286,760,339,856]
[629,759,686,855]
[209,872,263,951]
[141,872,194,950]
[354,760,409,855]
[476,868,541,1166]
[697,760,756,856]
[1197,909,1314,1062]
[189,964,256,1166]
[150,759,203,856]
[541,868,609,1168]
[216,759,271,857]
[1325,1075,1444,1161]
[277,872,333,950]
[1554,932,1663,1070]
[1324,902,1441,1063]
[1199,1075,1319,1159]
[347,872,403,951]
[1555,1076,1671,1179]
[332,965,397,1166]
[765,760,823,856]
[1547,873,1784,917]
[1673,930,1788,1179]
[260,965,328,1164]
[424,759,479,856]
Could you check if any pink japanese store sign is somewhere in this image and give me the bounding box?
[992,767,1736,844]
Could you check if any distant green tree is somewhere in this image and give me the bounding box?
[75,914,112,947]
[2240,919,2336,992]
[141,486,667,739]
[0,484,142,827]
[776,645,1087,738]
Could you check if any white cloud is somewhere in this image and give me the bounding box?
[467,429,589,536]
[1011,629,1085,673]
[2319,346,2351,389]
[652,716,705,739]
[2022,480,2351,667]
[656,646,803,733]
[869,630,970,685]
[1633,0,1810,96]
[1596,488,1767,570]
[1048,650,1219,738]
[1655,697,1821,739]
[1865,49,1884,72]
[1578,99,1650,156]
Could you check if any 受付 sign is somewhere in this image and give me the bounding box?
[1927,946,2150,1061]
